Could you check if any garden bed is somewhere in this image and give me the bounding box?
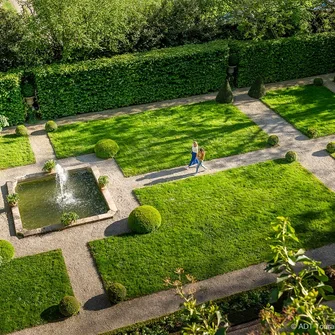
[89,159,335,299]
[49,101,268,176]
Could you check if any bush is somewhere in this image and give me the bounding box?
[326,142,335,154]
[98,175,109,188]
[229,33,335,87]
[0,240,15,265]
[313,78,324,86]
[42,159,56,173]
[45,120,58,132]
[0,115,9,132]
[0,72,25,125]
[267,135,279,146]
[285,151,297,163]
[15,125,28,137]
[6,193,19,207]
[59,296,80,317]
[128,205,162,234]
[216,79,233,104]
[61,212,79,226]
[33,41,229,119]
[21,82,35,97]
[248,77,265,99]
[106,282,127,304]
[228,53,238,66]
[94,139,119,159]
[306,127,318,138]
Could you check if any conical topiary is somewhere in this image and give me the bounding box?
[216,79,233,103]
[248,77,266,99]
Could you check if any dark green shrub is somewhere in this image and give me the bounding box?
[267,135,279,146]
[306,127,318,138]
[33,41,229,119]
[248,77,265,99]
[216,80,233,104]
[61,212,79,226]
[228,53,238,66]
[45,120,58,132]
[94,139,119,159]
[285,151,297,163]
[106,282,127,304]
[21,82,35,97]
[0,72,25,125]
[326,142,335,154]
[128,205,162,234]
[0,240,15,264]
[313,78,324,86]
[59,296,80,317]
[15,125,28,137]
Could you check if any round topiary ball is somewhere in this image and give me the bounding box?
[59,296,80,317]
[0,240,15,264]
[94,139,119,159]
[45,120,58,132]
[327,142,335,154]
[267,135,279,146]
[285,151,297,163]
[313,78,323,86]
[128,205,162,234]
[106,282,127,304]
[307,127,318,138]
[15,125,28,137]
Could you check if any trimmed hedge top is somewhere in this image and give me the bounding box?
[128,205,162,234]
[34,41,229,119]
[0,240,15,264]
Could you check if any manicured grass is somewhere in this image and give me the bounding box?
[0,135,35,169]
[262,85,335,138]
[49,101,268,176]
[89,160,335,299]
[0,250,74,334]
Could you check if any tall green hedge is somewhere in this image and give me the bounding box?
[231,33,335,87]
[34,41,229,119]
[0,72,25,125]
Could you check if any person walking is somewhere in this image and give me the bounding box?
[195,148,207,174]
[187,141,199,168]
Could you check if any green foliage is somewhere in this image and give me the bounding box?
[267,135,279,146]
[248,77,265,98]
[0,240,15,265]
[215,80,233,103]
[0,114,9,132]
[59,296,80,317]
[231,33,335,87]
[228,53,238,66]
[6,193,19,206]
[94,139,119,159]
[285,151,297,163]
[21,82,35,97]
[34,41,229,118]
[89,160,335,299]
[262,85,335,138]
[45,120,58,132]
[105,282,127,304]
[313,77,324,86]
[42,159,56,173]
[0,250,73,334]
[48,101,268,176]
[128,205,162,234]
[0,72,25,125]
[327,142,335,154]
[15,125,28,137]
[98,175,109,188]
[60,212,79,226]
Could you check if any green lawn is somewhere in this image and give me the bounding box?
[89,160,335,299]
[49,101,268,176]
[262,85,335,138]
[0,250,74,334]
[0,135,35,169]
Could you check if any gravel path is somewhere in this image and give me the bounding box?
[1,73,335,335]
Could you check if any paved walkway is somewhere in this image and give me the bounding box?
[1,73,335,335]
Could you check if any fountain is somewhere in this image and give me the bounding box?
[55,164,75,205]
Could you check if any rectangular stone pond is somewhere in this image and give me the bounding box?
[7,165,117,237]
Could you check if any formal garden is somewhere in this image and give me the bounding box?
[2,2,335,333]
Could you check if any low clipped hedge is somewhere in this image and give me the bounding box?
[327,142,335,154]
[33,41,229,119]
[285,151,297,163]
[15,125,28,137]
[230,33,335,87]
[267,135,279,146]
[94,139,119,159]
[0,72,25,125]
[128,205,162,234]
[59,296,80,317]
[0,240,15,264]
[45,120,58,132]
[106,282,127,304]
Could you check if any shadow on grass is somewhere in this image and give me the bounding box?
[83,294,110,311]
[40,305,65,322]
